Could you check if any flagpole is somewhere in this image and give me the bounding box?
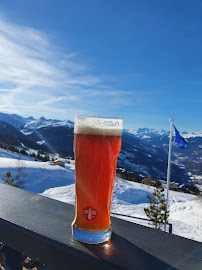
[165,119,174,231]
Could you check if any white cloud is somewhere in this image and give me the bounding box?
[0,17,133,119]
[0,89,21,92]
[0,24,63,88]
[37,96,78,106]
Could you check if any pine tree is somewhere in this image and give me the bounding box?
[2,171,20,188]
[144,180,169,230]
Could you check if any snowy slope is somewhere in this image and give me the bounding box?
[0,148,75,193]
[43,178,202,242]
[0,148,201,242]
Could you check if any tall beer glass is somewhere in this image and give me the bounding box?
[72,115,123,244]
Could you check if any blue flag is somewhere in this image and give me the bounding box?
[173,125,187,148]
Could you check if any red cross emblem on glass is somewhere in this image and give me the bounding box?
[83,207,97,221]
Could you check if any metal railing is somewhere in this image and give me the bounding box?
[111,212,173,233]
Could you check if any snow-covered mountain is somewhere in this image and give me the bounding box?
[0,112,33,129]
[130,128,202,139]
[118,131,188,184]
[129,128,170,138]
[180,131,202,138]
[0,113,74,134]
[21,116,74,134]
[128,128,202,187]
[0,112,201,185]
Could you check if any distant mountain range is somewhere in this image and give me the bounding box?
[129,128,202,186]
[0,112,201,187]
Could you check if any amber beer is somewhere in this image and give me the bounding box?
[72,115,122,244]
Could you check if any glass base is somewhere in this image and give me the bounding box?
[72,224,112,244]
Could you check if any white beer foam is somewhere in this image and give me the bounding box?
[74,115,123,136]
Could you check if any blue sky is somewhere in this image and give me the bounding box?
[0,0,201,131]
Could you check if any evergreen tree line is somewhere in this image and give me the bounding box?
[0,142,53,162]
[116,169,201,196]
